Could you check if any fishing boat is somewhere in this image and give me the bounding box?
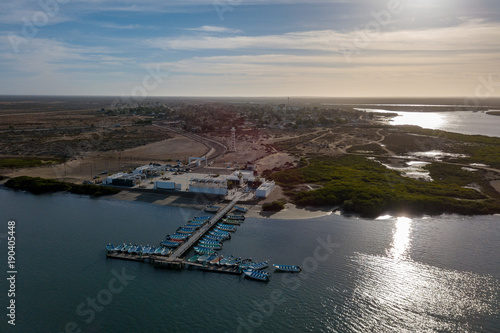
[204,205,221,213]
[197,242,222,250]
[273,264,302,273]
[188,254,200,262]
[226,215,245,221]
[121,243,132,253]
[234,206,248,213]
[198,240,222,246]
[222,219,242,225]
[167,234,190,240]
[187,220,206,225]
[209,231,231,239]
[154,247,164,255]
[194,247,216,255]
[205,253,218,262]
[176,229,195,235]
[106,243,115,253]
[219,255,234,266]
[127,244,138,254]
[160,248,171,256]
[161,240,181,248]
[147,246,156,255]
[248,261,269,270]
[243,269,270,282]
[203,235,226,242]
[210,255,223,265]
[226,257,242,266]
[239,259,253,269]
[216,223,237,232]
[135,245,143,255]
[141,245,151,254]
[245,268,270,276]
[197,254,211,262]
[113,243,126,252]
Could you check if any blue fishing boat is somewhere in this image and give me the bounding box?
[194,247,216,255]
[121,243,132,253]
[141,245,151,255]
[234,206,248,213]
[226,215,245,221]
[226,257,242,266]
[222,219,242,225]
[188,254,200,262]
[191,216,211,221]
[161,240,181,248]
[197,242,222,250]
[197,254,211,262]
[106,243,115,253]
[273,264,301,272]
[205,253,218,262]
[127,244,138,254]
[167,234,190,240]
[245,268,270,276]
[160,248,171,256]
[219,255,234,266]
[209,231,231,239]
[147,246,156,255]
[210,255,223,265]
[176,229,194,235]
[113,243,126,252]
[248,261,269,270]
[216,223,237,232]
[204,205,221,213]
[203,235,226,242]
[153,247,164,255]
[243,269,269,281]
[239,259,253,269]
[136,245,144,255]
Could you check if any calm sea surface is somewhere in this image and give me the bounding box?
[356,108,500,138]
[0,189,499,332]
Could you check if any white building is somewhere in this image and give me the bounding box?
[256,181,276,198]
[189,178,228,196]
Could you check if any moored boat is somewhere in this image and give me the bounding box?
[210,255,223,265]
[248,261,269,270]
[273,264,302,272]
[222,219,242,225]
[204,205,221,213]
[194,247,216,255]
[245,268,270,276]
[121,243,132,253]
[160,248,171,256]
[216,223,237,232]
[127,244,138,254]
[197,242,222,250]
[243,269,270,281]
[106,243,115,253]
[154,247,164,255]
[113,243,126,252]
[218,255,234,266]
[161,240,181,248]
[188,254,200,262]
[226,215,245,221]
[226,257,242,266]
[234,206,248,213]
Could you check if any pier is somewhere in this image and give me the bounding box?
[168,193,242,260]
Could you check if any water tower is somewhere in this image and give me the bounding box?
[230,127,236,152]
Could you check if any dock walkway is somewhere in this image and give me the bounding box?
[168,193,242,260]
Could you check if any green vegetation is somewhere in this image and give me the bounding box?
[262,200,286,212]
[5,176,121,197]
[270,155,500,218]
[398,126,500,169]
[0,157,66,169]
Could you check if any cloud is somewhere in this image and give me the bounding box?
[183,26,242,33]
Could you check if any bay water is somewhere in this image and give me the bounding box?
[0,189,499,332]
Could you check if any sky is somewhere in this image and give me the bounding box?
[1,0,499,97]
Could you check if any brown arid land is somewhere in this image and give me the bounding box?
[1,96,500,218]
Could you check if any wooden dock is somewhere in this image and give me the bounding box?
[168,193,242,260]
[107,194,245,274]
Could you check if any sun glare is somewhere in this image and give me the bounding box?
[387,217,413,260]
[391,112,445,129]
